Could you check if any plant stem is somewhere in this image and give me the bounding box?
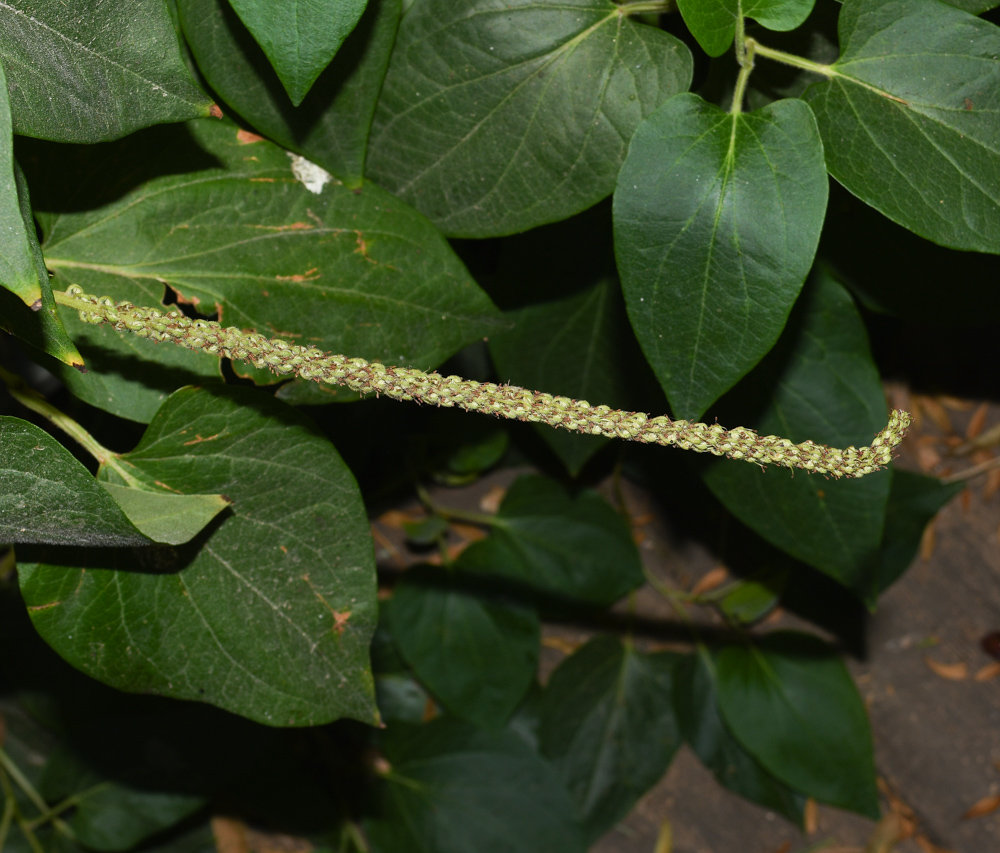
[0,365,143,488]
[415,482,497,528]
[730,37,755,115]
[750,39,833,78]
[616,0,675,15]
[52,287,911,479]
[941,454,1000,484]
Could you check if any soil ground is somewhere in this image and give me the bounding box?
[374,391,1000,853]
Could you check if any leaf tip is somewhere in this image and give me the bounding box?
[209,103,224,119]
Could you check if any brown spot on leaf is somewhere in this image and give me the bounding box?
[964,98,974,111]
[236,128,265,144]
[182,432,221,446]
[209,103,224,119]
[250,177,276,182]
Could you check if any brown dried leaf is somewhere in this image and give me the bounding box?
[769,842,791,853]
[962,793,1000,820]
[920,396,954,433]
[212,817,250,853]
[479,485,506,514]
[542,635,581,656]
[920,521,937,560]
[960,488,972,512]
[917,444,942,472]
[450,522,488,543]
[924,657,968,681]
[966,403,989,440]
[974,662,1000,682]
[377,509,419,529]
[690,566,728,596]
[939,396,973,412]
[983,469,1000,501]
[804,797,818,834]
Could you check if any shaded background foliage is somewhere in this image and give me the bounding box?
[0,0,996,851]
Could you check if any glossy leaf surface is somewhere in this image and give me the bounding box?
[40,120,500,422]
[615,94,827,420]
[0,418,149,547]
[678,0,816,56]
[715,631,879,817]
[457,475,644,605]
[702,270,891,597]
[387,566,539,729]
[539,636,681,841]
[366,717,586,853]
[227,0,368,105]
[99,483,231,547]
[18,386,378,727]
[367,0,692,237]
[181,0,399,183]
[674,651,805,824]
[804,0,1000,252]
[0,0,213,142]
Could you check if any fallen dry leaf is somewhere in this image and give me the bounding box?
[916,396,954,433]
[974,662,1000,682]
[966,403,989,440]
[804,797,818,834]
[960,488,972,512]
[690,566,728,596]
[917,444,942,472]
[377,509,419,529]
[924,657,968,681]
[212,817,250,853]
[939,395,973,412]
[450,522,488,543]
[865,812,905,853]
[984,468,1000,501]
[920,521,937,560]
[479,485,506,514]
[653,818,673,853]
[542,635,581,656]
[769,842,791,853]
[962,793,1000,820]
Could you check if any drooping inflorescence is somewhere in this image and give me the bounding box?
[57,287,910,478]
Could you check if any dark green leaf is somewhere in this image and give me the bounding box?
[489,279,634,475]
[673,651,805,824]
[41,119,500,421]
[701,269,891,597]
[227,0,368,106]
[180,0,399,184]
[387,566,539,729]
[539,636,681,842]
[873,470,963,596]
[456,475,644,605]
[367,0,692,237]
[715,631,879,817]
[39,746,204,852]
[0,57,40,307]
[718,567,788,625]
[803,0,1000,252]
[365,717,586,853]
[98,483,231,547]
[678,0,815,56]
[18,385,378,727]
[0,0,214,143]
[375,671,433,724]
[10,161,84,367]
[615,94,827,420]
[0,417,149,547]
[676,0,737,57]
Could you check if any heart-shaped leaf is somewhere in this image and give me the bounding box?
[715,631,879,818]
[615,93,828,420]
[0,0,214,143]
[367,0,692,237]
[678,0,816,57]
[804,0,1000,252]
[18,385,378,727]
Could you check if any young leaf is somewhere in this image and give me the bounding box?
[98,483,231,547]
[386,565,539,730]
[40,120,501,421]
[367,0,692,237]
[673,651,805,824]
[488,279,634,475]
[17,385,378,727]
[677,0,815,57]
[538,636,682,842]
[0,0,214,143]
[803,0,1000,252]
[701,269,892,597]
[614,93,828,420]
[0,417,150,547]
[226,0,368,106]
[39,746,204,853]
[365,717,586,853]
[715,631,879,818]
[180,0,399,184]
[456,475,644,606]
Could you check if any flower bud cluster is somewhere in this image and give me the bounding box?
[61,287,909,478]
